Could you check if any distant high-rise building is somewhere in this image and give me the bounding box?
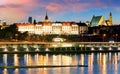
[28,17,32,23]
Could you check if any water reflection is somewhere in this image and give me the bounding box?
[14,54,19,66]
[88,53,93,74]
[14,69,19,74]
[0,52,119,74]
[80,54,84,74]
[3,54,7,66]
[3,68,7,74]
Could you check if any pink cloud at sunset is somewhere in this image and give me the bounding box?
[0,0,34,6]
[45,2,91,12]
[46,3,63,12]
[0,0,38,24]
[0,7,27,24]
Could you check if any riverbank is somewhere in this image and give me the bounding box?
[0,50,120,54]
[0,65,88,69]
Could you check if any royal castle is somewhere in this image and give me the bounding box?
[16,12,88,35]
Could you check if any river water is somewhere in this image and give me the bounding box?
[0,52,119,74]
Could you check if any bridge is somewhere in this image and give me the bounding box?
[0,42,120,53]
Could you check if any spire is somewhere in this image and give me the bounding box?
[44,11,49,22]
[110,12,112,16]
[109,12,112,25]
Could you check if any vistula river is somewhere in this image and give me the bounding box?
[0,51,119,74]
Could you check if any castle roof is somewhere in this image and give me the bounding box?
[16,23,34,26]
[77,22,87,26]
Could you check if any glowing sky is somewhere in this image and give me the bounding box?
[0,0,120,24]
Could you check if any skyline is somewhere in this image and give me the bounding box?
[0,0,120,24]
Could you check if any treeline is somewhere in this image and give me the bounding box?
[0,24,28,41]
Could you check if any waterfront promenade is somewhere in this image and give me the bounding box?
[0,41,120,53]
[0,41,120,48]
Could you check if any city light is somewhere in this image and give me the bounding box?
[52,38,65,42]
[62,44,72,47]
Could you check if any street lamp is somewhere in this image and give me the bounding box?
[115,34,118,41]
[15,34,18,41]
[103,34,106,42]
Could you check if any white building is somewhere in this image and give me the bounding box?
[52,22,62,34]
[16,22,88,35]
[16,23,34,34]
[16,12,88,35]
[71,22,79,35]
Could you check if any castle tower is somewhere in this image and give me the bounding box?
[109,12,112,25]
[44,11,49,22]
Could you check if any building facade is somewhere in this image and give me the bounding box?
[16,22,88,35]
[16,12,88,35]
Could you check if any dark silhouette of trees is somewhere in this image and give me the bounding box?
[0,24,29,41]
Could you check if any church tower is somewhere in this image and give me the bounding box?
[44,11,49,22]
[109,12,112,25]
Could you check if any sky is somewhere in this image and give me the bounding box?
[0,0,120,24]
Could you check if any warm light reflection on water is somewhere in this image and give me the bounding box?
[14,69,19,74]
[14,54,19,66]
[3,68,8,74]
[0,52,120,74]
[88,53,93,74]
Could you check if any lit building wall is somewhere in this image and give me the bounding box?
[34,24,43,34]
[52,22,62,34]
[16,23,35,34]
[71,23,79,35]
[43,22,52,35]
[16,22,88,35]
[62,22,72,35]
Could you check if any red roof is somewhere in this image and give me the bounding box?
[16,23,34,26]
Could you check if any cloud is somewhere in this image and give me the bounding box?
[90,0,120,9]
[0,7,27,24]
[0,0,34,6]
[0,0,38,24]
[0,5,6,8]
[44,1,91,12]
[46,3,62,12]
